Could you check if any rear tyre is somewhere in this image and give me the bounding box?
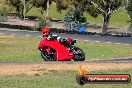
[72,46,85,61]
[41,47,57,61]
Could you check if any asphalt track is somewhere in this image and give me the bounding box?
[0,30,132,45]
[0,29,132,62]
[0,58,132,64]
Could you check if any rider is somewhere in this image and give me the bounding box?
[41,27,71,46]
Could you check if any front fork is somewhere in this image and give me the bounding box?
[70,46,80,55]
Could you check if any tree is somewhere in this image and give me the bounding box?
[55,0,74,12]
[32,0,50,16]
[93,0,123,34]
[32,0,70,17]
[126,0,132,31]
[6,0,21,16]
[72,0,123,34]
[127,0,132,23]
[6,0,34,18]
[88,0,124,34]
[72,0,98,17]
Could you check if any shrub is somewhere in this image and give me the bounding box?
[0,5,8,22]
[33,18,51,31]
[0,15,8,22]
[64,7,87,31]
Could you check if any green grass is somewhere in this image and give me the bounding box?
[0,34,132,62]
[0,69,131,88]
[76,41,132,59]
[0,35,41,62]
[26,7,42,18]
[84,10,129,27]
[110,10,129,27]
[27,3,68,20]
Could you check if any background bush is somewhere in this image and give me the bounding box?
[64,7,87,31]
[0,4,9,22]
[33,18,51,31]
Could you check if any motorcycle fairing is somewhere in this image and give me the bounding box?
[38,39,73,61]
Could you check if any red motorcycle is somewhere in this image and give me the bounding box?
[38,37,85,61]
[38,28,85,61]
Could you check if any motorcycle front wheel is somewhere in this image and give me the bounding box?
[72,46,85,61]
[41,47,57,61]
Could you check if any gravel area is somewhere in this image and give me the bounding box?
[0,63,131,75]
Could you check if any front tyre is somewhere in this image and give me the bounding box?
[72,46,85,61]
[41,47,57,61]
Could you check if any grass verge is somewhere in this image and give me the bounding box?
[0,69,131,88]
[76,40,132,59]
[0,34,132,62]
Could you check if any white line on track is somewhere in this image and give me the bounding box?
[11,34,15,36]
[95,41,100,43]
[25,35,31,37]
[38,36,42,38]
[28,31,39,33]
[75,39,78,40]
[124,44,130,46]
[107,42,112,44]
[115,43,121,45]
[84,40,90,42]
[0,33,3,35]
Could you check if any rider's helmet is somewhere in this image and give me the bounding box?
[41,27,50,37]
[67,37,73,43]
[67,37,76,45]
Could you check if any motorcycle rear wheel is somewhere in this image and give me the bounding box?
[41,47,57,61]
[72,46,85,61]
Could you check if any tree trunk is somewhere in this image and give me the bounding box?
[21,6,24,19]
[102,15,110,35]
[16,6,21,17]
[40,10,44,16]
